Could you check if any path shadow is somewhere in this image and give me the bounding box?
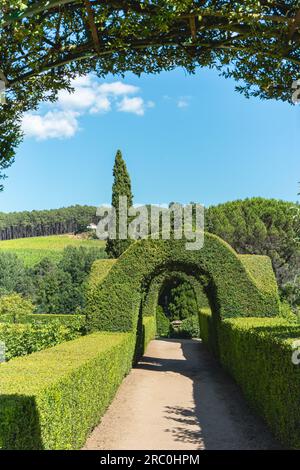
[137,339,283,450]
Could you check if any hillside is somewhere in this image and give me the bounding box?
[0,234,106,266]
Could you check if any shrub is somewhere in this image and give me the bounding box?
[199,308,219,355]
[0,312,86,328]
[168,281,198,321]
[34,267,80,314]
[0,314,12,323]
[27,247,107,315]
[143,315,156,351]
[59,246,107,285]
[279,301,299,324]
[215,317,300,448]
[0,332,135,449]
[281,277,300,311]
[0,252,32,296]
[156,306,170,337]
[0,293,34,323]
[0,319,83,361]
[26,313,86,331]
[171,315,200,338]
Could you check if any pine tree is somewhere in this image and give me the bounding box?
[106,150,133,258]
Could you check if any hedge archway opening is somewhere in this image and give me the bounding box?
[156,272,207,319]
[143,266,210,310]
[144,269,209,339]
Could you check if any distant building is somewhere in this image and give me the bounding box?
[87,223,97,231]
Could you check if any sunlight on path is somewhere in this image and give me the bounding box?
[83,339,281,450]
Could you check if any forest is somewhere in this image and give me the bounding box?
[0,205,97,240]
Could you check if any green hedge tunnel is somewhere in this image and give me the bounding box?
[87,233,280,335]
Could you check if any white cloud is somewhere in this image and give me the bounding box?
[163,95,191,108]
[90,95,111,114]
[177,97,190,108]
[22,110,79,140]
[97,81,139,96]
[117,96,145,116]
[22,76,154,140]
[70,75,93,88]
[57,87,96,110]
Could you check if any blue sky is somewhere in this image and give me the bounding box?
[0,67,299,212]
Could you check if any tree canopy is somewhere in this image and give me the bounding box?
[1,1,300,183]
[205,197,300,290]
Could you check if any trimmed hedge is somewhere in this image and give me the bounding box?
[87,235,280,333]
[0,332,135,449]
[238,254,279,300]
[215,317,300,448]
[143,270,209,319]
[88,259,117,289]
[142,315,156,352]
[198,308,212,343]
[156,306,170,337]
[198,307,220,355]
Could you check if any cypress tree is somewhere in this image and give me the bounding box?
[106,150,133,258]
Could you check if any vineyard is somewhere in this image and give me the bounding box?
[0,234,105,266]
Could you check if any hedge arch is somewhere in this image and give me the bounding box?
[86,233,280,333]
[142,270,210,319]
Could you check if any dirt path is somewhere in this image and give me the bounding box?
[83,339,281,450]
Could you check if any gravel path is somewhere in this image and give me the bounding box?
[83,339,281,450]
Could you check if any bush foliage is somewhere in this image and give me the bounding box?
[0,332,135,449]
[0,313,86,327]
[0,247,106,316]
[156,306,170,338]
[199,310,300,448]
[0,319,84,361]
[142,316,156,352]
[0,293,34,323]
[164,281,198,321]
[0,252,32,296]
[171,315,200,339]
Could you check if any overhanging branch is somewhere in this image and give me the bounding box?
[288,8,300,41]
[83,0,101,54]
[8,36,300,89]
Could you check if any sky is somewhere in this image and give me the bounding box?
[0,67,299,213]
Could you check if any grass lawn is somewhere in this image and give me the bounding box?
[0,234,106,266]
